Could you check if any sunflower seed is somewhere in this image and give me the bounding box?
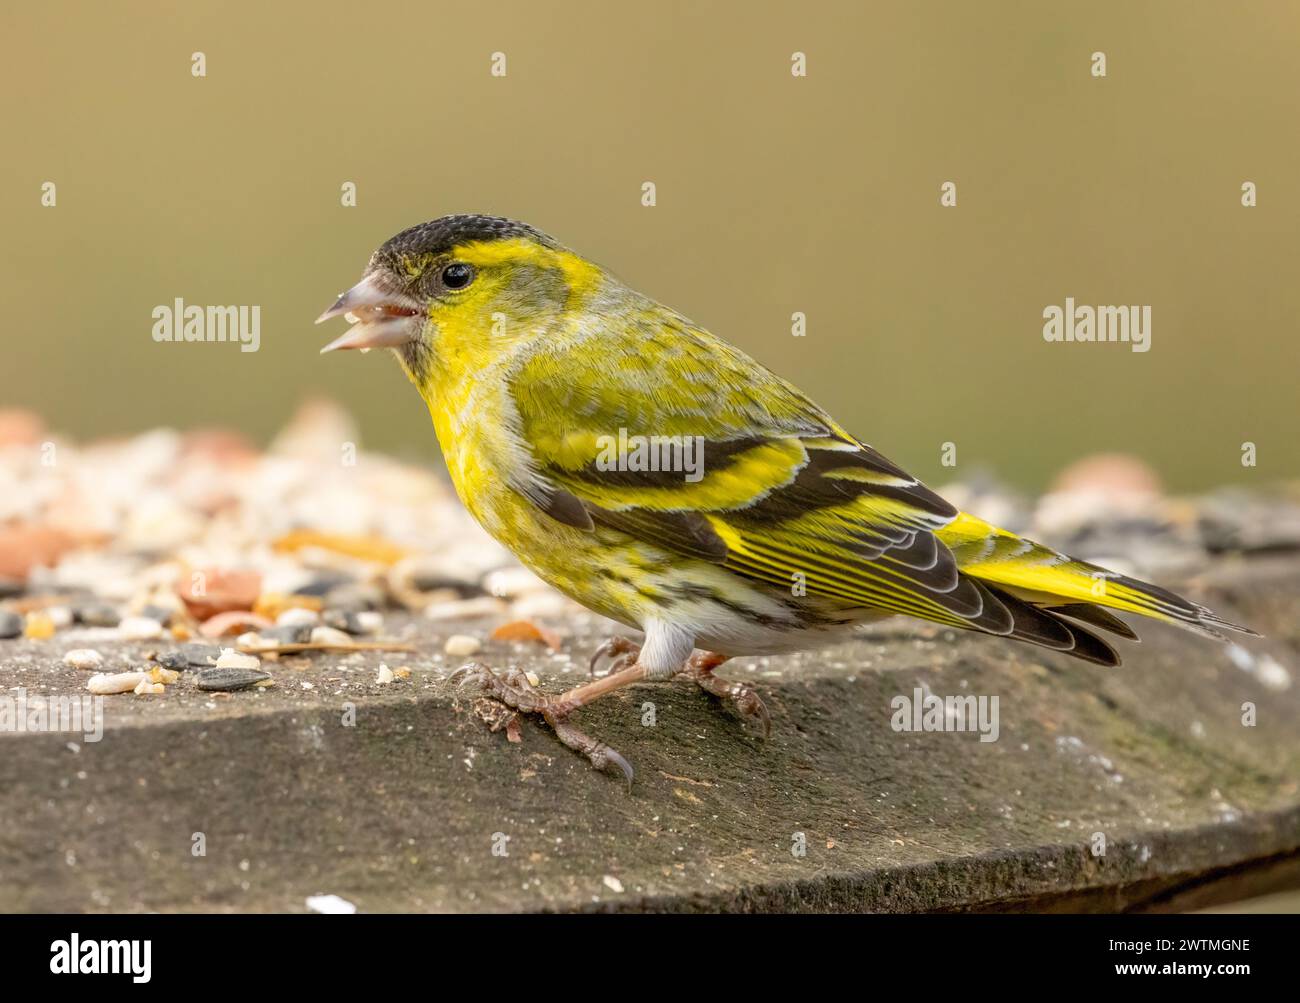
[154,643,222,671]
[195,666,271,691]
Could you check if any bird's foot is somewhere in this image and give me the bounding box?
[450,662,635,787]
[589,635,641,677]
[680,650,772,738]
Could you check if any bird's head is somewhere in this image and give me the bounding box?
[316,214,600,379]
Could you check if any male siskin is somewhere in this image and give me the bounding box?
[317,214,1255,783]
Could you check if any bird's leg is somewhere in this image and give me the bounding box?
[452,644,771,784]
[450,662,644,787]
[589,635,641,677]
[679,650,772,738]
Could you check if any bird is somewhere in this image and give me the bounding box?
[316,213,1256,785]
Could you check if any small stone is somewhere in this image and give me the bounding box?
[180,426,258,465]
[118,616,165,641]
[253,592,322,621]
[424,597,508,622]
[195,665,271,692]
[215,648,262,671]
[310,626,353,646]
[291,573,356,598]
[87,671,148,695]
[376,664,394,684]
[0,524,76,582]
[401,558,479,594]
[261,624,313,645]
[602,875,625,894]
[510,591,573,620]
[175,567,262,621]
[198,610,274,638]
[46,605,74,629]
[24,611,56,639]
[353,610,383,635]
[322,583,384,612]
[276,607,320,628]
[306,894,357,915]
[0,408,44,446]
[62,649,104,671]
[322,609,366,635]
[139,603,174,627]
[482,566,548,599]
[444,634,482,657]
[491,619,562,651]
[74,604,121,627]
[0,611,22,639]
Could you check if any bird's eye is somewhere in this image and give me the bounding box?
[441,263,474,290]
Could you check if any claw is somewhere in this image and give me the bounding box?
[449,662,488,688]
[737,689,772,740]
[589,636,641,677]
[502,667,533,689]
[452,658,639,788]
[684,654,772,739]
[598,744,635,791]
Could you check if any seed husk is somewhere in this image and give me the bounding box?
[154,643,222,671]
[87,671,148,695]
[195,665,271,691]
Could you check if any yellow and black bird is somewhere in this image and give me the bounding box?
[317,214,1255,783]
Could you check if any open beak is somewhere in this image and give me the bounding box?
[315,272,423,353]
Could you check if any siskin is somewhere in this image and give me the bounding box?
[317,214,1256,784]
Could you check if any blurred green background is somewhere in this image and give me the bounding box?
[3,0,1296,491]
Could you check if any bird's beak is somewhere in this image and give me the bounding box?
[315,272,424,354]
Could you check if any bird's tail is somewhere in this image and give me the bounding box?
[937,512,1258,666]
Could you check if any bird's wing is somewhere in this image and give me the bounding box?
[505,315,1255,658]
[505,318,1010,631]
